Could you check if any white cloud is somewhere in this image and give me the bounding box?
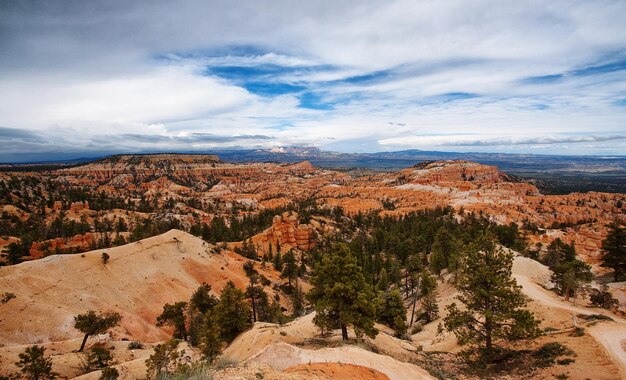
[0,0,625,157]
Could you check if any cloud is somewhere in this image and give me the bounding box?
[433,135,626,147]
[1,0,626,158]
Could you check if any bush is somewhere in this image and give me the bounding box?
[589,286,619,310]
[82,346,114,371]
[128,341,144,350]
[1,292,16,304]
[533,342,575,368]
[411,323,423,334]
[100,367,119,380]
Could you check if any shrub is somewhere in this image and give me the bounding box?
[81,346,114,372]
[533,342,575,368]
[16,345,57,380]
[100,367,119,380]
[128,341,144,350]
[589,286,619,310]
[1,292,16,304]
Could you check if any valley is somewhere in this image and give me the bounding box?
[1,154,625,379]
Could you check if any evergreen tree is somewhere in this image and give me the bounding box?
[273,251,283,271]
[376,289,407,337]
[156,302,188,339]
[376,268,389,291]
[245,274,262,322]
[444,236,540,361]
[16,345,57,380]
[551,259,592,302]
[542,238,576,270]
[291,283,305,317]
[421,288,439,323]
[189,284,218,315]
[200,310,222,361]
[600,222,626,281]
[4,242,24,265]
[215,281,252,342]
[187,284,218,346]
[83,346,113,370]
[430,227,460,276]
[280,250,298,288]
[145,339,182,379]
[74,311,121,352]
[307,243,378,341]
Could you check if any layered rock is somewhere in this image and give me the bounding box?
[29,233,97,259]
[251,211,316,253]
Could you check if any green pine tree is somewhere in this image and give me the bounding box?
[444,236,540,362]
[281,250,298,288]
[74,311,121,352]
[600,222,626,281]
[307,243,378,341]
[16,345,57,380]
[215,281,252,342]
[156,302,188,339]
[376,289,407,337]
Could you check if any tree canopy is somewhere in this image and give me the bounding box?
[307,242,378,340]
[74,311,121,352]
[444,236,540,361]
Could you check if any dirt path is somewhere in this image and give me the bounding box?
[515,274,626,374]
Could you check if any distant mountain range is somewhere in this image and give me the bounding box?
[2,147,625,193]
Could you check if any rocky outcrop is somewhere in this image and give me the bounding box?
[251,211,316,253]
[29,233,97,258]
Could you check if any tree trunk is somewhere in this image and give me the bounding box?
[251,292,257,322]
[485,317,492,355]
[404,271,409,298]
[341,324,348,341]
[564,287,570,302]
[410,289,418,325]
[79,333,89,352]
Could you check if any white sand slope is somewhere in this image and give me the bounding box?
[512,256,626,376]
[246,342,434,380]
[0,230,256,345]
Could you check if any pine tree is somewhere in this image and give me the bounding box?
[307,243,378,341]
[16,345,57,380]
[551,259,592,302]
[215,281,252,342]
[600,222,626,281]
[273,251,283,271]
[291,283,305,317]
[430,227,460,276]
[376,289,407,337]
[281,250,298,288]
[421,288,439,323]
[74,311,122,352]
[189,284,219,315]
[444,236,540,362]
[187,284,218,346]
[156,302,188,339]
[245,274,262,322]
[145,339,182,379]
[200,310,222,361]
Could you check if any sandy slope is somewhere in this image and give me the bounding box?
[219,311,433,380]
[513,257,626,376]
[0,229,268,345]
[247,342,433,380]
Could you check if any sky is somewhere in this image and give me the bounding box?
[1,0,625,162]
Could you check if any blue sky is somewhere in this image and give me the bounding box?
[0,0,625,161]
